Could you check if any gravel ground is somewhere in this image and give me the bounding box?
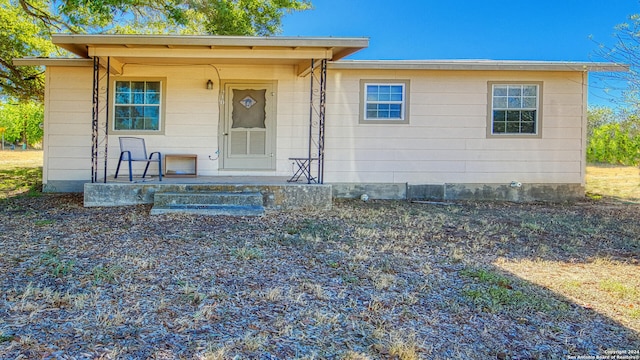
[0,194,638,359]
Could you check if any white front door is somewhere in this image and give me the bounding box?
[221,82,276,170]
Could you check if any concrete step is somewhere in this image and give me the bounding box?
[151,191,264,216]
[154,191,264,207]
[150,204,264,216]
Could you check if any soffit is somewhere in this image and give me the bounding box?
[52,34,369,64]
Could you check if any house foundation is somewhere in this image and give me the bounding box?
[333,183,584,202]
[84,181,332,210]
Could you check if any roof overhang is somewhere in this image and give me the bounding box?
[12,58,93,67]
[50,34,369,76]
[329,60,629,72]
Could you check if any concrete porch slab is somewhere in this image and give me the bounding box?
[84,177,332,211]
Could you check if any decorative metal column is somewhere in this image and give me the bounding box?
[306,58,328,184]
[91,57,110,183]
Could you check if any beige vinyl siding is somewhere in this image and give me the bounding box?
[44,66,93,187]
[44,63,587,187]
[45,63,312,181]
[324,69,585,185]
[111,64,308,177]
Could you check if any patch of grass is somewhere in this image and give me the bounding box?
[0,150,43,199]
[34,219,54,226]
[181,282,206,305]
[372,273,396,290]
[301,281,329,300]
[0,150,43,170]
[341,274,360,284]
[263,287,284,302]
[599,279,639,299]
[241,332,267,352]
[91,265,123,284]
[290,219,343,242]
[199,346,227,360]
[586,164,640,201]
[342,351,371,360]
[586,192,603,200]
[461,268,511,286]
[463,286,527,313]
[460,267,569,315]
[40,248,74,278]
[326,260,340,268]
[273,232,308,247]
[520,221,543,232]
[495,257,640,331]
[232,246,264,260]
[372,332,420,360]
[0,333,13,343]
[0,167,42,199]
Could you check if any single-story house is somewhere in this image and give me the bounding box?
[14,34,627,208]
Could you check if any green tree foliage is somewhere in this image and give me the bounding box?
[587,107,640,165]
[0,0,58,101]
[0,101,44,147]
[192,0,312,36]
[1,0,311,101]
[587,106,616,140]
[55,0,312,35]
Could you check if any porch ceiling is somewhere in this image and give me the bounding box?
[52,34,369,75]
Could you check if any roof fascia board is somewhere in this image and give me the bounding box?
[12,58,93,67]
[87,46,333,61]
[328,60,629,72]
[52,34,369,60]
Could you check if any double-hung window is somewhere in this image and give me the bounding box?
[114,80,163,132]
[489,82,542,137]
[360,80,410,124]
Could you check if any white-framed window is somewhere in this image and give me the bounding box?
[360,80,410,124]
[489,82,542,137]
[113,80,163,132]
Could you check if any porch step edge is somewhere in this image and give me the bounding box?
[150,204,265,216]
[153,191,263,207]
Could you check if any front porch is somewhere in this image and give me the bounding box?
[83,176,332,212]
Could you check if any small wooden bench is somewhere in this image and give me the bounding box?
[164,154,197,178]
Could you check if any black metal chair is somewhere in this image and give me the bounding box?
[115,137,162,181]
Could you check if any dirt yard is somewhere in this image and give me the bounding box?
[0,152,638,359]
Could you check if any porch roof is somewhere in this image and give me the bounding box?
[49,34,369,75]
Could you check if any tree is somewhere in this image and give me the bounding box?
[55,0,312,35]
[586,106,640,166]
[1,0,311,101]
[587,106,616,141]
[0,0,58,101]
[0,101,44,147]
[592,11,640,109]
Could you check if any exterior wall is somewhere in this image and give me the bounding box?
[114,64,309,177]
[44,64,588,201]
[43,66,93,192]
[324,69,587,196]
[43,63,312,191]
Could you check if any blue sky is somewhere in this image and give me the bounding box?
[280,0,638,108]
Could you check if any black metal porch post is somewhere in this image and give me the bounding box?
[307,58,328,184]
[91,57,100,183]
[317,59,327,184]
[307,59,315,184]
[91,57,110,183]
